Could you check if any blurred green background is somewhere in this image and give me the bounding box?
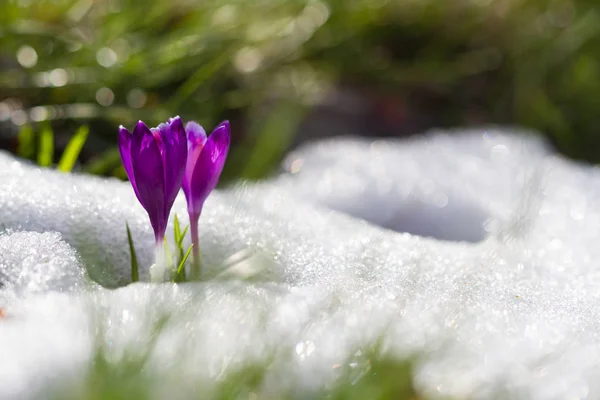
[1,0,599,182]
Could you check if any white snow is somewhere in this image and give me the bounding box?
[0,231,89,294]
[1,128,599,399]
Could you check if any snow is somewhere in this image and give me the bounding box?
[1,128,598,399]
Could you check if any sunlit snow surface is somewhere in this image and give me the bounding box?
[1,129,599,399]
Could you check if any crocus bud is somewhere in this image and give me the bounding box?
[182,121,230,218]
[118,117,187,281]
[181,120,230,279]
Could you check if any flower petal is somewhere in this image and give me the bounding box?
[182,121,207,197]
[185,121,207,147]
[130,120,167,240]
[154,116,188,216]
[119,125,147,208]
[186,121,230,215]
[118,126,134,182]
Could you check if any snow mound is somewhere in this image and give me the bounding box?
[2,128,600,399]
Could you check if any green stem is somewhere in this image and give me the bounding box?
[189,212,202,280]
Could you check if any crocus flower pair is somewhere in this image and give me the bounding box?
[118,116,229,282]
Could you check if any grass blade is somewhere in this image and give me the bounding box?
[37,123,54,167]
[126,222,139,282]
[173,214,189,249]
[240,101,305,180]
[58,125,89,172]
[176,244,193,275]
[173,214,181,244]
[17,124,35,160]
[172,213,190,282]
[177,225,189,248]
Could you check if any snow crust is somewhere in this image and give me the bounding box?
[1,128,598,399]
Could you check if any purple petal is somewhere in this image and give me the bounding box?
[130,120,167,240]
[118,125,142,200]
[185,121,230,215]
[182,121,207,197]
[185,121,207,147]
[154,116,188,217]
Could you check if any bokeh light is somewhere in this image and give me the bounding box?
[96,87,115,106]
[16,46,38,68]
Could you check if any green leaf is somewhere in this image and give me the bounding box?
[58,125,89,172]
[126,222,139,282]
[172,213,190,282]
[177,244,193,275]
[173,213,190,249]
[37,123,54,167]
[17,124,35,160]
[177,225,189,248]
[240,101,306,180]
[173,213,181,243]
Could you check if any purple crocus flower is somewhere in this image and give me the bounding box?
[118,117,187,281]
[182,120,230,279]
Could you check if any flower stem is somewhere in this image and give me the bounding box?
[150,239,165,283]
[189,212,202,280]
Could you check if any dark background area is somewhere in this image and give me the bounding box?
[1,0,599,182]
